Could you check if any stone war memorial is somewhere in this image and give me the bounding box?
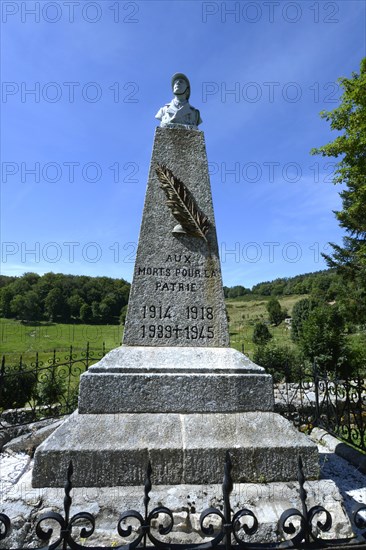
[32,73,319,488]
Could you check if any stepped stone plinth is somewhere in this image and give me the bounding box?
[33,92,318,488]
[32,410,318,487]
[78,346,274,414]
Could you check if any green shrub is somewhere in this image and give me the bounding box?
[0,366,37,410]
[252,322,272,346]
[37,367,66,406]
[253,342,302,382]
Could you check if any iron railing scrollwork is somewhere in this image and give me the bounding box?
[275,363,366,454]
[1,454,366,549]
[314,367,366,453]
[0,343,108,430]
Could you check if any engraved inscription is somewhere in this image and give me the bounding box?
[166,254,191,263]
[186,306,213,320]
[140,325,215,340]
[136,266,218,278]
[142,305,172,319]
[139,304,215,341]
[156,282,197,291]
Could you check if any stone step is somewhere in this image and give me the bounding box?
[78,346,274,414]
[32,411,319,487]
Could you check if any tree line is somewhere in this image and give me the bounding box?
[224,269,343,300]
[224,269,366,324]
[0,272,130,324]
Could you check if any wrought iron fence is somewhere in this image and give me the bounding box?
[0,343,108,430]
[274,364,316,430]
[1,453,366,550]
[275,364,366,454]
[314,370,366,453]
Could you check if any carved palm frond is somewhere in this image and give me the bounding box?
[155,164,210,242]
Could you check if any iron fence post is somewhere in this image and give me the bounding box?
[85,342,90,370]
[313,361,320,426]
[0,355,5,410]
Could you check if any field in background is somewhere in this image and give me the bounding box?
[0,318,122,364]
[0,294,306,364]
[228,294,306,357]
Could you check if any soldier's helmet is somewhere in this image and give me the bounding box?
[171,73,191,99]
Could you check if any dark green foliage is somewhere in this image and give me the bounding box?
[79,303,93,323]
[347,336,366,375]
[10,290,42,321]
[45,287,67,321]
[311,58,366,324]
[0,365,37,410]
[251,270,338,297]
[252,322,272,345]
[266,298,286,326]
[253,342,302,382]
[298,305,350,375]
[0,272,130,324]
[67,294,84,318]
[291,298,318,342]
[37,367,66,407]
[0,286,14,318]
[0,275,17,288]
[223,285,250,298]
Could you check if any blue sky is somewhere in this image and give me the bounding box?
[1,0,365,288]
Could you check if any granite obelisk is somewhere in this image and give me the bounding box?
[123,126,229,348]
[32,74,318,487]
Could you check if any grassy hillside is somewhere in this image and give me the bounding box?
[0,294,306,364]
[227,294,306,357]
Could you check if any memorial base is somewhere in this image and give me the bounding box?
[32,410,318,487]
[78,346,275,413]
[33,347,318,487]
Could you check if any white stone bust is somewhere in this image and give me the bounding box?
[155,73,202,129]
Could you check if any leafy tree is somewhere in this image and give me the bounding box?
[291,298,317,342]
[223,285,251,298]
[252,281,272,296]
[0,286,14,317]
[0,272,130,324]
[266,298,285,326]
[21,272,41,287]
[44,288,66,321]
[22,290,42,321]
[252,322,272,346]
[311,58,366,322]
[80,303,93,323]
[0,275,16,288]
[10,294,26,319]
[298,305,348,375]
[227,285,250,298]
[67,294,84,318]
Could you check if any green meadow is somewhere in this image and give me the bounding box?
[1,294,305,365]
[227,294,306,357]
[0,318,123,365]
